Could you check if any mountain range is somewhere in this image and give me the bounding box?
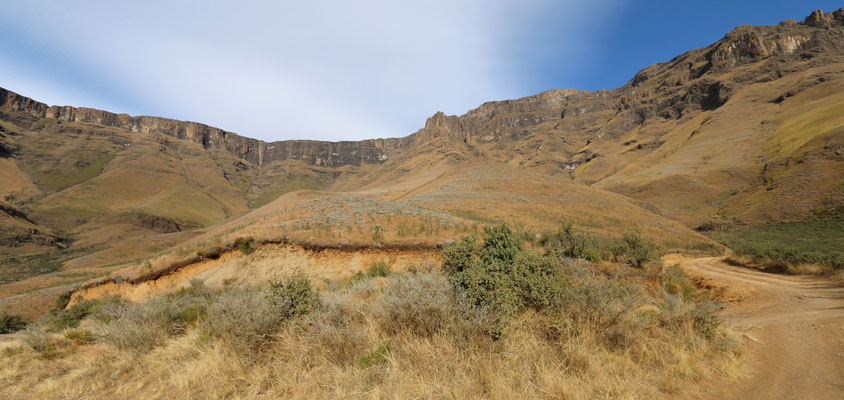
[1,8,842,317]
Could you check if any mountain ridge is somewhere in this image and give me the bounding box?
[1,7,842,318]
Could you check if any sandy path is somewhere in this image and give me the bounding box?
[676,257,844,399]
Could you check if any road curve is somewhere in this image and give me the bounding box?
[676,257,844,400]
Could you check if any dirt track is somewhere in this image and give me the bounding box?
[676,257,844,399]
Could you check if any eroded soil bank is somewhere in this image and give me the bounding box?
[68,243,440,305]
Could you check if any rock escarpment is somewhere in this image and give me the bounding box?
[1,9,841,171]
[3,8,842,172]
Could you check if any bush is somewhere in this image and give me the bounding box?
[234,236,258,254]
[42,296,123,332]
[55,291,72,310]
[201,287,285,349]
[692,301,721,340]
[308,291,370,364]
[96,297,191,351]
[268,272,321,320]
[660,264,699,302]
[612,232,657,267]
[64,329,96,344]
[20,326,57,358]
[543,222,587,259]
[376,273,456,336]
[582,248,602,263]
[657,296,723,340]
[96,284,209,350]
[366,260,391,278]
[541,223,605,263]
[443,224,571,337]
[511,252,570,310]
[441,234,477,274]
[564,278,642,329]
[0,312,27,333]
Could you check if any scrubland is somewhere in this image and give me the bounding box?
[0,225,742,399]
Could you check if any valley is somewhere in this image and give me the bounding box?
[0,7,842,399]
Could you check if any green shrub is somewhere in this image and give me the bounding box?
[478,224,522,265]
[234,236,258,254]
[543,222,587,259]
[55,291,72,310]
[268,273,321,320]
[511,252,570,310]
[541,223,606,263]
[582,247,602,263]
[0,312,27,333]
[443,224,570,337]
[366,260,391,278]
[357,342,391,368]
[660,264,699,302]
[64,329,96,344]
[611,232,657,267]
[441,234,477,274]
[692,301,721,340]
[656,292,722,340]
[42,296,123,332]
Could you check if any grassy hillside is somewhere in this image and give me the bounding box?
[706,217,844,271]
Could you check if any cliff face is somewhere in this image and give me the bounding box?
[1,9,841,172]
[0,89,415,168]
[2,9,842,171]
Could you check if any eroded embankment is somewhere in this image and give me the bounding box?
[67,241,440,306]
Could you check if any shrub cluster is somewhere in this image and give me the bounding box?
[343,259,393,287]
[1,312,27,334]
[64,275,321,353]
[443,224,570,335]
[657,265,723,340]
[234,236,258,254]
[611,232,658,267]
[541,222,602,262]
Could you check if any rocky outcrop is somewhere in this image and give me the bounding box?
[0,88,409,168]
[803,8,844,28]
[1,8,841,172]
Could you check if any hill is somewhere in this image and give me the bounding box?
[0,8,842,318]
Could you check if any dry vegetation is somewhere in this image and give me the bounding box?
[0,225,742,399]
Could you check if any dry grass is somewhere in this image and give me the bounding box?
[0,264,743,399]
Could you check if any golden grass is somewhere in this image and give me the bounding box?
[1,273,744,400]
[0,319,742,400]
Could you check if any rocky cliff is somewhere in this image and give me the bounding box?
[2,9,841,171]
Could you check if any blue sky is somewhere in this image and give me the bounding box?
[0,1,839,142]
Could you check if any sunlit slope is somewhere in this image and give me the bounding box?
[595,66,844,226]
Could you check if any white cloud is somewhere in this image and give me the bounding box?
[0,1,623,141]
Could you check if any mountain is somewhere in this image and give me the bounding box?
[0,8,842,317]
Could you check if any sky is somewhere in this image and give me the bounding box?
[0,1,839,142]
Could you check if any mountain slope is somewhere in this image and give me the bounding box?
[0,8,842,317]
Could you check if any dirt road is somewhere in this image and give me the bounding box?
[676,257,844,399]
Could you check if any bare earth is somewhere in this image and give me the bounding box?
[677,257,844,399]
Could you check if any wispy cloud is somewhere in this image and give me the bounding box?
[0,1,623,141]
